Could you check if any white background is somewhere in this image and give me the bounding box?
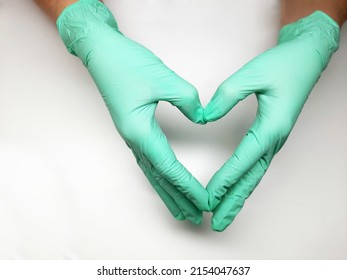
[1,0,346,259]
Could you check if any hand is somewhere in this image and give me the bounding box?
[57,0,209,223]
[204,11,340,231]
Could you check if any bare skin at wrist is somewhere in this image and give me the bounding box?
[35,0,346,27]
[281,0,347,27]
[34,0,104,22]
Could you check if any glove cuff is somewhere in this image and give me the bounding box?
[56,0,118,56]
[278,11,340,70]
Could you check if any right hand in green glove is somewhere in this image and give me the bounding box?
[204,11,340,231]
[57,0,209,224]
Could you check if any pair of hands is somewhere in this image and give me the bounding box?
[57,0,340,231]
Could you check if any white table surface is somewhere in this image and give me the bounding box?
[1,0,346,259]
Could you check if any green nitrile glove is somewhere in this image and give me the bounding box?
[204,11,340,231]
[57,0,209,224]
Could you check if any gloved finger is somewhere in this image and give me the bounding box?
[142,120,210,212]
[135,155,186,221]
[149,165,203,224]
[154,74,206,124]
[207,120,268,210]
[124,139,186,220]
[204,64,265,122]
[134,149,203,224]
[211,155,272,232]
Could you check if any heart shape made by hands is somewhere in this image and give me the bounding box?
[58,1,337,231]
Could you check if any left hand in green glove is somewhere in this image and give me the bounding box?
[204,11,340,231]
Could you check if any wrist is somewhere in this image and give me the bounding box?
[278,11,340,70]
[56,0,118,56]
[280,0,347,27]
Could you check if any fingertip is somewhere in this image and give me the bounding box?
[172,82,208,125]
[187,212,203,225]
[208,195,219,212]
[206,181,224,211]
[200,204,210,212]
[196,190,210,212]
[211,195,245,231]
[194,106,207,125]
[204,82,233,122]
[211,217,230,232]
[203,101,221,122]
[204,190,211,212]
[174,213,186,221]
[202,109,208,124]
[211,209,236,232]
[205,202,211,212]
[175,175,210,212]
[192,197,210,212]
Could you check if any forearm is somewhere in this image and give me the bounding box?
[34,0,103,21]
[280,0,347,27]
